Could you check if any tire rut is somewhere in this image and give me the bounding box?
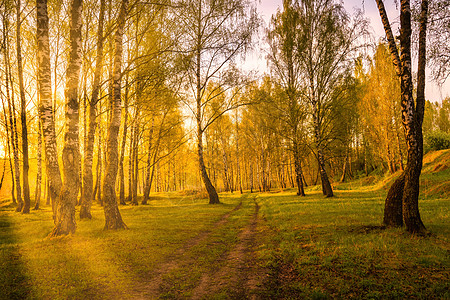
[191,196,266,299]
[129,201,243,299]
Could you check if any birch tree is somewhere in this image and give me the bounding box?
[49,0,83,236]
[267,0,307,196]
[295,0,366,197]
[80,0,105,219]
[37,0,62,218]
[102,0,128,230]
[34,120,42,210]
[0,93,16,205]
[174,0,259,204]
[376,0,428,234]
[16,0,31,213]
[2,11,22,211]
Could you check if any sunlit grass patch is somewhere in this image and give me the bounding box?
[0,193,245,299]
[0,178,448,299]
[255,187,449,299]
[158,195,255,298]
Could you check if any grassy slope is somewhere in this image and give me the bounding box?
[0,150,448,299]
[256,150,450,299]
[257,189,448,299]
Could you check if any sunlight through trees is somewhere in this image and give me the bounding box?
[0,0,447,236]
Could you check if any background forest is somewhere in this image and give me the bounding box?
[0,0,449,230]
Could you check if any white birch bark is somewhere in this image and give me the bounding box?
[37,0,62,219]
[102,0,128,229]
[49,0,83,236]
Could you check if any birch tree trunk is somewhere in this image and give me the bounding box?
[49,0,83,237]
[133,126,139,203]
[34,120,42,210]
[146,136,161,200]
[102,0,128,230]
[2,19,23,211]
[80,0,105,219]
[221,136,230,192]
[317,149,333,197]
[235,110,243,194]
[400,0,427,233]
[0,160,5,191]
[128,114,136,203]
[10,84,22,211]
[313,101,333,197]
[118,73,129,205]
[1,96,16,204]
[94,117,102,206]
[131,122,139,205]
[142,118,154,204]
[16,0,31,213]
[340,148,350,183]
[376,0,427,233]
[197,127,220,203]
[37,0,62,219]
[194,2,219,204]
[45,180,50,205]
[293,140,305,196]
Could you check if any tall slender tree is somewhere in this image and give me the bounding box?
[16,0,31,213]
[102,0,128,230]
[2,14,22,210]
[9,75,22,209]
[34,119,42,210]
[267,0,307,196]
[235,108,243,194]
[37,0,62,218]
[295,0,365,197]
[142,118,154,204]
[376,0,428,234]
[118,72,129,206]
[1,95,15,205]
[49,0,83,236]
[80,0,105,219]
[174,0,259,204]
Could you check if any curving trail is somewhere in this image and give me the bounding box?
[129,201,244,298]
[191,196,266,299]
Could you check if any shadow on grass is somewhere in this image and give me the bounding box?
[0,214,32,300]
[41,238,124,300]
[93,197,247,298]
[0,205,123,300]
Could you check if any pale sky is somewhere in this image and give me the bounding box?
[253,0,449,103]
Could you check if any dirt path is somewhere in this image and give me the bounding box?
[190,196,266,299]
[129,201,243,298]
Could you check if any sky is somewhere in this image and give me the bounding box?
[252,0,449,103]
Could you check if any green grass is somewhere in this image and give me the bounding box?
[0,159,449,299]
[0,193,247,299]
[256,188,449,299]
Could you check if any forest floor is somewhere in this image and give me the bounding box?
[0,150,449,299]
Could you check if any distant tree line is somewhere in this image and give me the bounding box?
[0,0,446,236]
